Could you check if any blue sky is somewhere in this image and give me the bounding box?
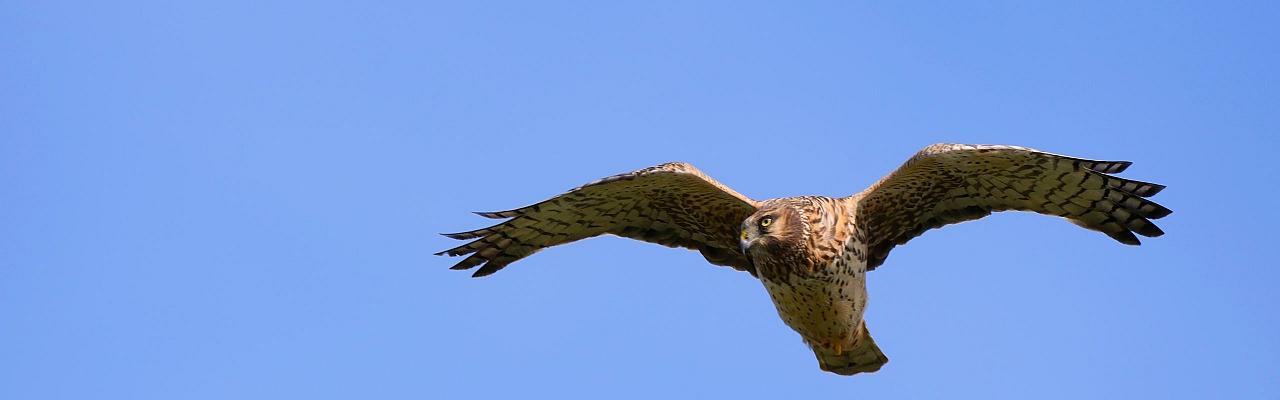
[3,1,1278,398]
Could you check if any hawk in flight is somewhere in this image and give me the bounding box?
[438,144,1171,375]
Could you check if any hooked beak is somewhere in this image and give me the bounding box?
[739,229,751,255]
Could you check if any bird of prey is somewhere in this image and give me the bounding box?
[437,143,1171,375]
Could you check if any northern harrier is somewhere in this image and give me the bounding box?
[438,144,1171,375]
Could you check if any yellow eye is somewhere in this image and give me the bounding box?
[759,217,773,228]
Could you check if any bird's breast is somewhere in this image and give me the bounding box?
[758,254,869,348]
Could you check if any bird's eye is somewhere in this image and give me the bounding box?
[759,217,773,228]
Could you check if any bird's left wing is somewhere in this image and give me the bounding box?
[853,144,1172,270]
[438,162,760,277]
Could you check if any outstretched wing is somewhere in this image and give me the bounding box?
[854,143,1172,270]
[438,162,760,277]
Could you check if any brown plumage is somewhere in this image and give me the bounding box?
[438,143,1171,375]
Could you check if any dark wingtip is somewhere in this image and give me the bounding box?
[1147,204,1173,219]
[1142,183,1167,197]
[471,265,499,277]
[441,231,474,240]
[446,252,489,270]
[474,210,518,219]
[1108,229,1142,246]
[1133,222,1165,238]
[1109,161,1133,173]
[442,219,513,240]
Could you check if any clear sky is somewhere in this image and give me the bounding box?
[3,1,1278,399]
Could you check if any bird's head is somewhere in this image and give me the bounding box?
[740,201,811,265]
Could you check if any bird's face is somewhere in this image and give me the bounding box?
[741,201,818,280]
[740,205,803,258]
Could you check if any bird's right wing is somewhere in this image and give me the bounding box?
[438,162,761,277]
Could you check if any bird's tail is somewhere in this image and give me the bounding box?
[813,321,888,376]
